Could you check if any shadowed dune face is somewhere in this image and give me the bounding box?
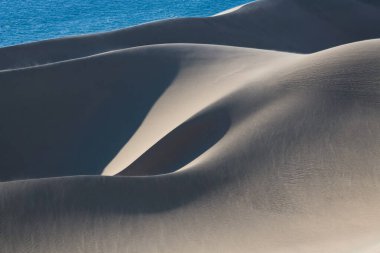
[361,0,380,6]
[0,47,180,180]
[1,0,380,252]
[119,107,231,176]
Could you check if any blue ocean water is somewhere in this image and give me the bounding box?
[0,0,250,47]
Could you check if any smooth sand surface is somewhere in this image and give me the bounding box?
[1,0,380,252]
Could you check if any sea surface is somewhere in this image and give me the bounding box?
[0,0,250,47]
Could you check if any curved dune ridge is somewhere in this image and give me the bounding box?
[0,0,380,252]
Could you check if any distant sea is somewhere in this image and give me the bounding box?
[0,0,251,47]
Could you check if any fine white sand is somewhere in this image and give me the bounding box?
[1,0,380,252]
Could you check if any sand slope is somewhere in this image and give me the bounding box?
[1,0,380,252]
[1,0,380,70]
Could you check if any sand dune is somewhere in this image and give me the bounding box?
[1,0,380,252]
[1,0,380,70]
